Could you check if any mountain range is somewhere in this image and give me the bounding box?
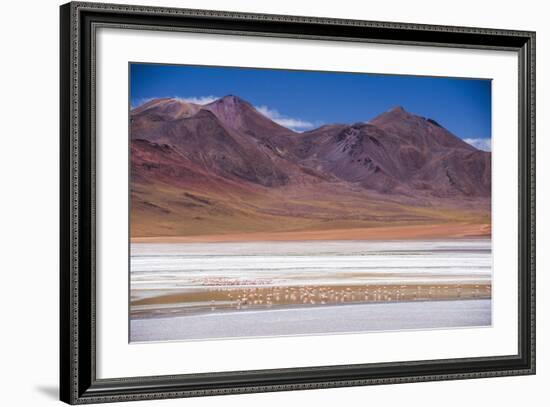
[130,95,491,238]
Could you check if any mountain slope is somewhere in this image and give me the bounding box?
[130,97,491,238]
[298,107,490,197]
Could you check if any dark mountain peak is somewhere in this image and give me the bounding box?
[368,106,474,148]
[386,106,413,118]
[223,94,246,102]
[202,95,298,139]
[208,95,251,108]
[371,107,446,132]
[369,106,415,125]
[389,105,407,114]
[203,95,255,125]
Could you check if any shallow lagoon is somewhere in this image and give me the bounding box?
[130,239,491,341]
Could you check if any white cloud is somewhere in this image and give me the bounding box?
[175,95,220,105]
[464,138,491,151]
[254,105,315,132]
[132,95,220,109]
[131,97,156,109]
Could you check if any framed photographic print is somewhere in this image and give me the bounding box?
[60,1,536,404]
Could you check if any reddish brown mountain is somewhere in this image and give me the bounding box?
[297,106,491,197]
[130,97,491,237]
[132,97,298,187]
[203,95,298,145]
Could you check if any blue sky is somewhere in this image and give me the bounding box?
[130,63,492,150]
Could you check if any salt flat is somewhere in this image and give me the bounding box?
[131,239,491,295]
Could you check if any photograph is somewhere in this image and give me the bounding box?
[129,63,493,343]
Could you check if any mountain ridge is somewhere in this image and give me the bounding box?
[130,96,491,238]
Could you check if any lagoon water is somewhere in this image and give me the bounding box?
[130,239,492,342]
[131,299,492,342]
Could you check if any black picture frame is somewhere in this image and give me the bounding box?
[60,2,536,404]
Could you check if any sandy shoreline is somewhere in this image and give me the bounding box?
[131,282,491,319]
[131,222,490,244]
